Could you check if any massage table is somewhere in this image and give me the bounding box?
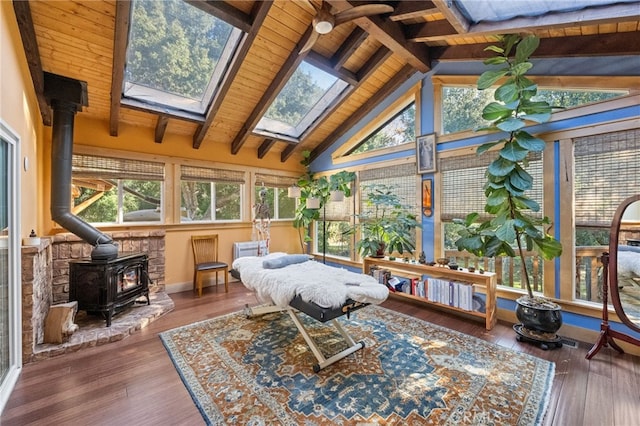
[231,253,389,372]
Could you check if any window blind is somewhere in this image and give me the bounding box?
[574,128,640,227]
[439,151,543,221]
[181,165,245,184]
[359,163,418,217]
[73,154,164,180]
[255,173,298,188]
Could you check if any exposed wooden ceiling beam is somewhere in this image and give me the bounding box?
[306,51,358,86]
[12,1,52,126]
[154,115,169,144]
[431,32,640,61]
[389,1,438,21]
[308,63,417,162]
[185,0,252,33]
[431,0,470,33]
[281,46,393,162]
[192,0,273,149]
[109,0,131,137]
[326,0,431,72]
[257,139,276,159]
[331,27,367,70]
[230,27,315,155]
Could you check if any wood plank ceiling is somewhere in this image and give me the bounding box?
[13,0,640,163]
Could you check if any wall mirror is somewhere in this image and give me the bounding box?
[609,194,640,333]
[587,194,640,359]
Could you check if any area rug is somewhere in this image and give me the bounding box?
[160,305,555,425]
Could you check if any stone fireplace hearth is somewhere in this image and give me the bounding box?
[21,230,167,364]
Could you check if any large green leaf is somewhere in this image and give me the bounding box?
[520,100,552,115]
[477,69,508,90]
[514,131,547,151]
[488,157,516,176]
[512,61,533,76]
[533,235,563,260]
[486,188,509,206]
[496,117,525,132]
[483,56,508,65]
[500,141,529,161]
[507,169,532,191]
[515,35,539,63]
[476,141,502,154]
[495,220,517,242]
[494,82,519,103]
[521,113,551,124]
[482,102,513,120]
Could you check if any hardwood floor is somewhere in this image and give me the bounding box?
[2,282,639,425]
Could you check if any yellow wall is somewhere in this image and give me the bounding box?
[1,1,43,241]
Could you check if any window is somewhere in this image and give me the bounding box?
[124,0,243,115]
[72,155,164,224]
[440,151,544,290]
[442,86,627,135]
[180,166,244,222]
[254,174,297,220]
[348,103,416,155]
[317,190,355,259]
[574,128,640,303]
[255,61,348,140]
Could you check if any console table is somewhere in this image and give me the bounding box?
[363,257,497,330]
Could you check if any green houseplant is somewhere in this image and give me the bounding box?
[292,151,356,253]
[350,184,421,258]
[453,34,563,341]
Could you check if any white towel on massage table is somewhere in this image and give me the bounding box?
[232,253,389,309]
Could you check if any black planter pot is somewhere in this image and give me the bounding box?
[515,296,563,334]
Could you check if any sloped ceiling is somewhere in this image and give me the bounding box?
[13,0,640,163]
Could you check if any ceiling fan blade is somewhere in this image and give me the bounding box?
[334,4,394,27]
[299,30,320,54]
[300,0,320,14]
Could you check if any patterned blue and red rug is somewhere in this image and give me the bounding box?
[160,305,554,425]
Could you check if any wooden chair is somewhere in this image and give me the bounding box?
[191,234,228,297]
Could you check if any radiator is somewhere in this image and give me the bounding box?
[232,240,269,261]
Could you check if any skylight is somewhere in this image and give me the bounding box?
[255,61,349,140]
[455,0,636,23]
[123,0,243,115]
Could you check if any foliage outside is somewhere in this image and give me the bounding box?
[453,34,562,301]
[348,184,421,258]
[350,103,416,155]
[292,151,356,253]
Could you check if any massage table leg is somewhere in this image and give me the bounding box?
[286,309,364,373]
[244,303,366,372]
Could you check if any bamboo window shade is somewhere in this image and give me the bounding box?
[359,163,418,218]
[254,173,298,188]
[72,154,164,180]
[574,128,640,227]
[439,151,543,222]
[181,165,245,184]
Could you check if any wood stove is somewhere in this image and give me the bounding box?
[69,252,150,326]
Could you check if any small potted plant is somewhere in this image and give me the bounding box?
[349,184,421,258]
[453,34,563,343]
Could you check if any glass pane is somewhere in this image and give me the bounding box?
[215,183,241,220]
[350,103,415,155]
[277,188,295,219]
[256,61,348,139]
[75,185,118,223]
[125,0,242,114]
[318,221,353,258]
[122,180,162,222]
[181,181,212,221]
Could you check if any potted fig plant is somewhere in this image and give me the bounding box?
[349,184,421,258]
[453,34,563,344]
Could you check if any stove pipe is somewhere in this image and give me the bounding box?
[46,73,118,261]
